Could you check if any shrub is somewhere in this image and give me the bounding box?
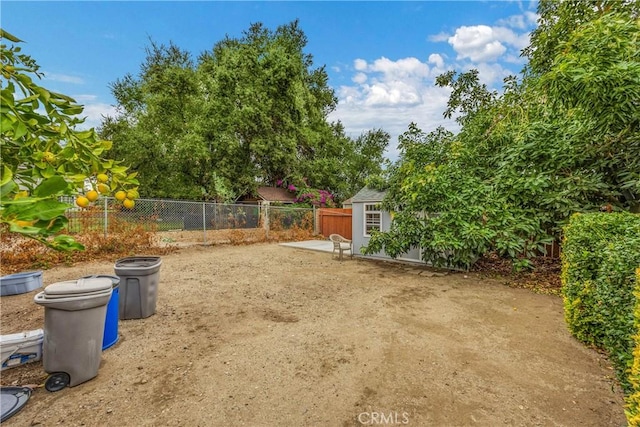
[627,268,640,426]
[561,212,640,393]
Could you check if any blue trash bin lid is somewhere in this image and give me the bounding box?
[0,271,42,282]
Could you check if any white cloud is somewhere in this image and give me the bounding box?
[497,11,538,29]
[363,80,422,107]
[428,32,450,42]
[492,27,530,50]
[329,56,460,160]
[503,54,527,65]
[341,56,447,109]
[498,14,528,30]
[75,102,116,130]
[368,57,430,79]
[43,72,84,85]
[73,94,98,102]
[354,58,368,71]
[428,53,445,69]
[448,25,507,62]
[525,11,539,25]
[331,8,539,161]
[472,63,514,87]
[352,72,367,84]
[329,85,456,160]
[433,10,537,65]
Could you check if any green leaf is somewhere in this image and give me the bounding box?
[8,222,41,235]
[14,121,28,139]
[35,87,51,102]
[62,106,84,115]
[51,235,85,251]
[34,176,68,197]
[110,165,128,174]
[35,216,68,234]
[41,164,56,178]
[0,29,23,43]
[0,165,13,186]
[22,199,70,220]
[0,180,17,201]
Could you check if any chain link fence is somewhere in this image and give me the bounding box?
[62,197,316,245]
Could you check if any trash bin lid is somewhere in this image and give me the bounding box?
[81,275,120,288]
[43,277,112,297]
[115,256,161,268]
[0,271,42,282]
[1,386,32,423]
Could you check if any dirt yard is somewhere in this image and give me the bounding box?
[0,243,626,426]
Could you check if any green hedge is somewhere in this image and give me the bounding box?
[561,212,640,394]
[628,268,640,426]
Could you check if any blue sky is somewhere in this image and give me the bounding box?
[2,1,538,159]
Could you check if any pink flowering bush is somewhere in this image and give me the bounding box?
[275,179,335,208]
[294,188,335,208]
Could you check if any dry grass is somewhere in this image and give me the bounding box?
[0,211,317,274]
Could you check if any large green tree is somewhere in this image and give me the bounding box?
[364,8,639,269]
[103,20,383,203]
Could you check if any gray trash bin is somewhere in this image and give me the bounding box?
[33,277,112,391]
[114,256,162,320]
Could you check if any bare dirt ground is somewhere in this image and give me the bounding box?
[0,243,626,426]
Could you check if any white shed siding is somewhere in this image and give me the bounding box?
[350,187,423,263]
[352,201,392,258]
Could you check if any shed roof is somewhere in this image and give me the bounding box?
[351,187,387,203]
[255,186,297,203]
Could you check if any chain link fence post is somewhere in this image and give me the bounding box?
[313,205,317,235]
[263,202,270,239]
[202,202,207,245]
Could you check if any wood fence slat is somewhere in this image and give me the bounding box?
[318,208,352,239]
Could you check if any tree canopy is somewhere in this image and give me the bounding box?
[102,20,387,203]
[364,6,640,269]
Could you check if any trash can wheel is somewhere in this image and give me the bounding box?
[45,372,70,392]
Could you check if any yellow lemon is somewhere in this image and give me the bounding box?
[97,173,109,183]
[123,198,135,209]
[76,196,90,208]
[115,190,127,201]
[97,183,110,194]
[43,151,55,163]
[86,190,99,202]
[126,190,138,200]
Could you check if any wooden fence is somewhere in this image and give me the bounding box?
[317,208,352,239]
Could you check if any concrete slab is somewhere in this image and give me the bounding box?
[279,240,334,253]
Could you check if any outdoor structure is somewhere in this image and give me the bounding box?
[238,187,297,205]
[350,187,422,263]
